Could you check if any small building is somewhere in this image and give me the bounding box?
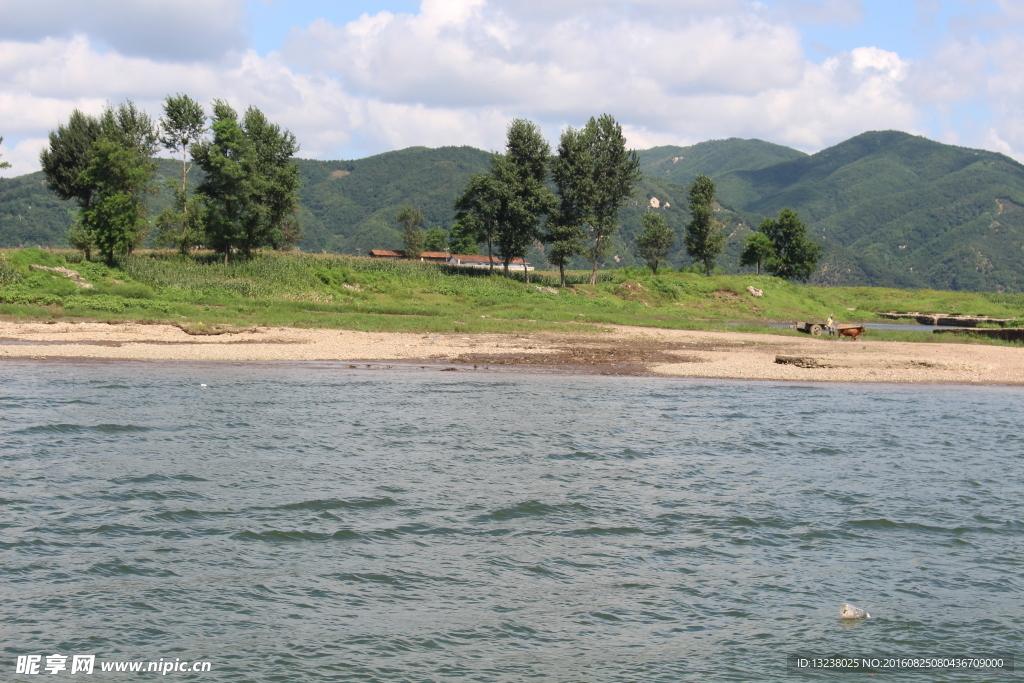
[448,254,533,271]
[369,249,455,263]
[369,249,404,259]
[368,249,532,270]
[418,251,451,263]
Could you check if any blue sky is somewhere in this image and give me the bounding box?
[2,0,1023,176]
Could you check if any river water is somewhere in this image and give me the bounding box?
[2,361,1022,681]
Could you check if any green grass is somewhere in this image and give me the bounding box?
[2,249,1024,343]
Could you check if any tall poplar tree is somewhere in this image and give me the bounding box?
[492,119,555,280]
[548,125,592,287]
[157,94,206,254]
[0,136,9,169]
[550,115,641,285]
[685,174,726,276]
[397,206,425,258]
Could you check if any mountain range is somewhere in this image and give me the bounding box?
[2,130,1024,292]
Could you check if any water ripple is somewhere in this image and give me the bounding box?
[2,362,1022,681]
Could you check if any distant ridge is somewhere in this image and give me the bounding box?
[3,131,1024,291]
[714,131,1024,290]
[637,138,807,182]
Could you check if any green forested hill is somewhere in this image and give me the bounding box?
[4,132,1024,291]
[0,148,494,254]
[711,131,1024,290]
[295,146,492,253]
[0,158,193,248]
[0,171,71,248]
[638,138,808,183]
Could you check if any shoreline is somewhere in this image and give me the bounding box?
[2,319,1023,385]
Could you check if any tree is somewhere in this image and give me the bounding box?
[685,174,726,276]
[758,208,821,281]
[154,194,204,254]
[739,231,775,275]
[66,221,93,261]
[193,100,300,261]
[636,211,674,274]
[585,115,642,284]
[547,125,592,287]
[448,215,482,255]
[78,132,157,263]
[0,136,9,169]
[157,94,206,254]
[550,115,641,285]
[491,119,555,281]
[545,220,587,287]
[76,149,150,263]
[454,172,503,271]
[41,102,158,263]
[40,110,103,209]
[397,206,425,258]
[423,226,449,252]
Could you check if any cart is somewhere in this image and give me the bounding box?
[794,321,866,339]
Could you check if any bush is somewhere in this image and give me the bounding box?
[0,257,23,285]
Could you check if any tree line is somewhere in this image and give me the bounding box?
[445,115,641,286]
[395,116,819,284]
[39,95,300,264]
[640,173,822,281]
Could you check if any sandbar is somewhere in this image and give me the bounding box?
[1,320,1022,384]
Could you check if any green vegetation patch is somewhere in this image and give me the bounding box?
[1,249,1023,341]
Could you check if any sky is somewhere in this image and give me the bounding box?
[1,0,1023,177]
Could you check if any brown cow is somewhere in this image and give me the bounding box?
[837,325,865,340]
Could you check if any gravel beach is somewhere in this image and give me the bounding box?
[1,320,1021,384]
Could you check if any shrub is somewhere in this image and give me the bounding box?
[0,256,23,285]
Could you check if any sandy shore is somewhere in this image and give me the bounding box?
[1,319,1022,384]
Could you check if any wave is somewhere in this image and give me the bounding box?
[477,500,592,521]
[233,529,364,542]
[273,497,397,512]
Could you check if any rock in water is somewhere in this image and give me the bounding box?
[840,602,870,619]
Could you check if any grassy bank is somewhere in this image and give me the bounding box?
[2,248,1022,342]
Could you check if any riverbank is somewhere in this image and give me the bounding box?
[4,250,1024,339]
[2,320,1021,384]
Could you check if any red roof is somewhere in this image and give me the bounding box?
[369,249,404,257]
[418,251,451,258]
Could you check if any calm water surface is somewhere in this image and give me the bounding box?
[2,361,1022,681]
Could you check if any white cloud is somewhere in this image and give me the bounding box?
[0,35,369,172]
[282,0,915,153]
[3,0,1024,176]
[0,0,246,61]
[288,3,808,111]
[0,137,49,178]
